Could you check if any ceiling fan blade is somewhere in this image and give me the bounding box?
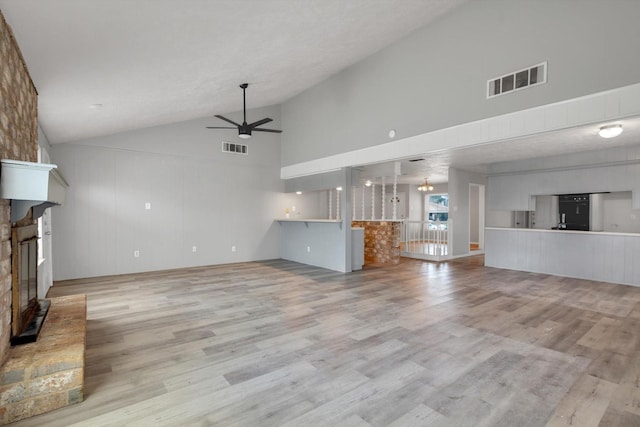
[248,118,272,128]
[206,126,237,129]
[253,128,282,133]
[214,115,241,127]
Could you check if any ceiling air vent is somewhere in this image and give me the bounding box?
[487,62,547,99]
[221,141,248,155]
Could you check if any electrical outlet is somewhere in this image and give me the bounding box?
[307,246,311,253]
[192,246,197,253]
[231,246,236,252]
[134,250,140,258]
[145,202,151,210]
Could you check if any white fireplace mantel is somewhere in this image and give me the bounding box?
[0,159,69,222]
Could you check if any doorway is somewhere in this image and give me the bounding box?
[469,184,485,253]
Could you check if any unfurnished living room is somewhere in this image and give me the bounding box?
[1,1,640,426]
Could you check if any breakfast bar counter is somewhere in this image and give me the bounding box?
[485,227,640,287]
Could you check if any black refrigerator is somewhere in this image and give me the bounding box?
[558,194,589,231]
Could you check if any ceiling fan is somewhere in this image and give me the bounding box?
[206,83,282,139]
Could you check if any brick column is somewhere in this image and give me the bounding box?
[0,11,39,366]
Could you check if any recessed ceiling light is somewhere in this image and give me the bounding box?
[599,124,623,138]
[89,103,103,110]
[365,180,372,187]
[295,191,302,195]
[388,129,396,138]
[336,187,343,191]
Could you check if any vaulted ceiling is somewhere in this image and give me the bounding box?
[0,0,466,143]
[2,0,639,186]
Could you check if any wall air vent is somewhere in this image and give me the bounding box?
[221,141,248,155]
[487,62,547,99]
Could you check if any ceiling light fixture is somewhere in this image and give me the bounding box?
[388,129,396,138]
[336,187,343,191]
[599,124,623,138]
[296,191,302,195]
[417,178,434,192]
[365,180,372,187]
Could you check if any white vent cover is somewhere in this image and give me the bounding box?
[221,141,248,155]
[487,62,547,98]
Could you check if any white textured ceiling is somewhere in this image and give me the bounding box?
[0,0,466,143]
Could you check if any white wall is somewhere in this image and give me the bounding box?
[603,192,640,233]
[51,107,285,280]
[281,0,640,167]
[37,125,54,297]
[486,210,511,228]
[488,162,640,212]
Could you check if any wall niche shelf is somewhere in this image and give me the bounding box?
[275,218,343,229]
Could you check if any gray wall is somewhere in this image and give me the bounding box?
[469,185,479,244]
[51,106,284,280]
[279,221,346,272]
[448,168,486,256]
[281,190,329,220]
[281,0,640,166]
[280,168,351,272]
[485,228,640,287]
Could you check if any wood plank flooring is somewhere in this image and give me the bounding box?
[12,256,640,426]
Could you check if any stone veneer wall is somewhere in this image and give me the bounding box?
[351,221,401,265]
[0,295,86,424]
[0,11,39,366]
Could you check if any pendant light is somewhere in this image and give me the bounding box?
[417,178,434,192]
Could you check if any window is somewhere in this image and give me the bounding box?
[426,194,449,229]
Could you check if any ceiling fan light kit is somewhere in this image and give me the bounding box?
[206,83,282,139]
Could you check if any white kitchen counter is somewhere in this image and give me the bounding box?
[485,227,640,287]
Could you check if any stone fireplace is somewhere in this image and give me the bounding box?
[10,224,50,345]
[0,9,39,368]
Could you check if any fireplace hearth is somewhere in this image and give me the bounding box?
[10,224,49,345]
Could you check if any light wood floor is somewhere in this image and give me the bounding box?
[13,257,640,426]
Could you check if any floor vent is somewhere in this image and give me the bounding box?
[487,62,547,98]
[222,141,248,155]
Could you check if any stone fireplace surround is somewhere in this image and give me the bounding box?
[0,7,39,370]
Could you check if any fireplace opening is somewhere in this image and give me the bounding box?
[11,224,50,345]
